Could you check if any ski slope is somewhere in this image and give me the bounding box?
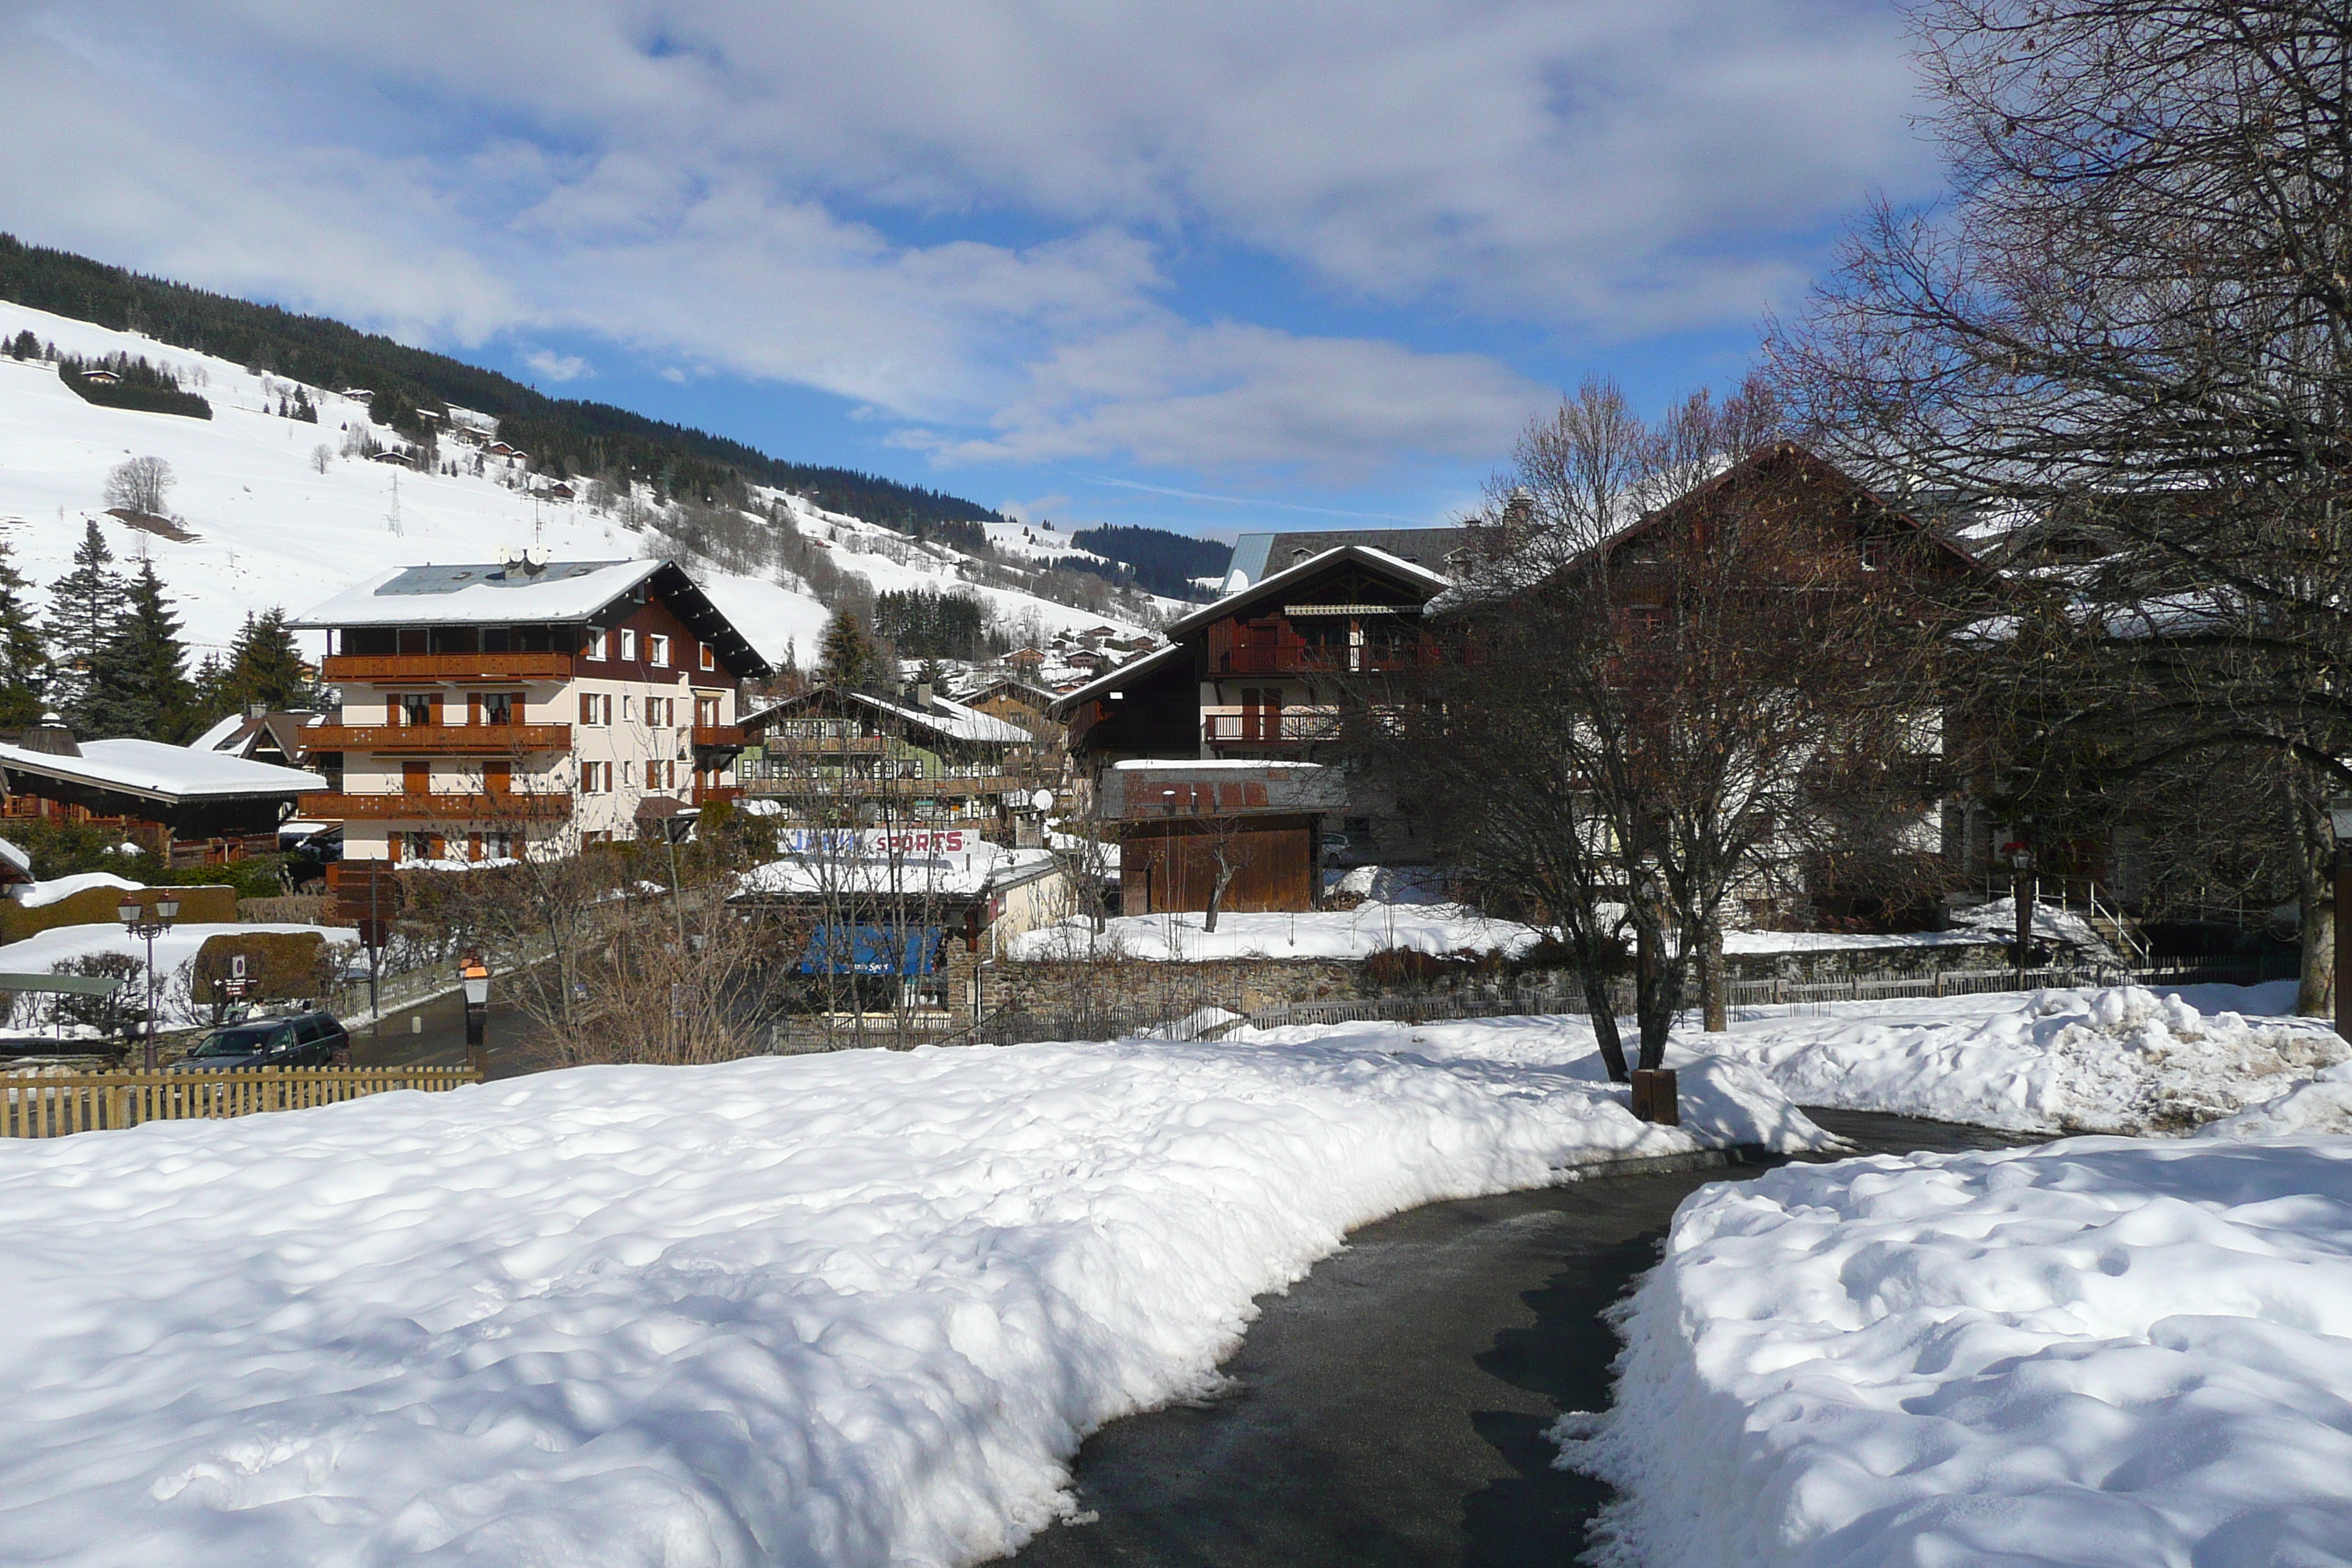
[0,299,1152,668]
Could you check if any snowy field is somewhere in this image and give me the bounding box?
[0,1026,1827,1567]
[1561,1135,2352,1568]
[0,300,1149,668]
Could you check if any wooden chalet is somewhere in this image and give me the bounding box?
[1055,544,1455,909]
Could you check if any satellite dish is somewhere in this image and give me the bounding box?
[1030,789,1053,813]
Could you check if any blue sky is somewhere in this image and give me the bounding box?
[0,1,1941,540]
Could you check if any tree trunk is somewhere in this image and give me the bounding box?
[2299,859,2334,1018]
[1700,919,1727,1033]
[1203,862,1235,933]
[1583,965,1630,1083]
[1634,920,1673,1071]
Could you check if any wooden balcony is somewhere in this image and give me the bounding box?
[299,791,574,822]
[306,723,573,755]
[1202,706,1341,746]
[691,724,747,749]
[321,652,575,682]
[692,783,745,806]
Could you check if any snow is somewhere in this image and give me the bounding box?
[292,558,663,627]
[0,301,1152,668]
[0,736,320,798]
[1009,900,1548,962]
[10,870,143,909]
[738,843,1059,900]
[0,922,344,1022]
[1560,1135,2352,1568]
[187,712,245,753]
[1695,981,2345,1134]
[2198,1060,2352,1138]
[1107,756,1325,771]
[0,1024,1828,1568]
[1719,927,1994,955]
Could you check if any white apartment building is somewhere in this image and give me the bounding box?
[291,555,767,862]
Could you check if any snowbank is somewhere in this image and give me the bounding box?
[0,922,344,1023]
[1008,901,1548,962]
[2199,1060,2352,1138]
[1561,1136,2352,1567]
[8,870,143,909]
[0,1028,1826,1567]
[1700,981,2344,1134]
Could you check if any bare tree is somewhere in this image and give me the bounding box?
[1771,0,2352,1011]
[104,456,174,518]
[1354,382,1970,1077]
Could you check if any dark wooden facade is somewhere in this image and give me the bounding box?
[1120,814,1319,914]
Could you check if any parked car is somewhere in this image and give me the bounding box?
[1320,832,1354,864]
[169,1011,350,1071]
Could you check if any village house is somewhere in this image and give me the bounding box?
[290,554,766,863]
[734,683,1049,843]
[0,714,320,866]
[1055,543,1457,911]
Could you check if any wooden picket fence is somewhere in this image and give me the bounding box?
[0,1064,481,1139]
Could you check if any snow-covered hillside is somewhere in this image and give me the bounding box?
[0,300,1155,669]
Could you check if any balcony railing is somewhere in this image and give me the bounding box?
[320,652,575,682]
[1202,706,1342,745]
[692,783,745,806]
[690,724,747,749]
[305,723,573,755]
[299,791,575,822]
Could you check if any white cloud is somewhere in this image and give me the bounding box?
[523,350,592,382]
[0,1,1933,480]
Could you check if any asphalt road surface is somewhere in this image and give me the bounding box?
[1002,1109,2036,1568]
[349,990,545,1079]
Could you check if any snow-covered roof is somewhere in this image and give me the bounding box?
[735,843,1060,901]
[291,559,663,628]
[1162,544,1452,639]
[1110,758,1324,770]
[189,713,244,753]
[0,837,30,881]
[0,739,320,802]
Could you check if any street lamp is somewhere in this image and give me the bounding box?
[2329,798,2352,1044]
[117,894,179,1071]
[459,954,491,1073]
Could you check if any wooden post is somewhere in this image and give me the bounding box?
[2336,844,2351,1047]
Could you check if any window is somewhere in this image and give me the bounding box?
[661,698,676,726]
[395,693,433,727]
[583,761,608,793]
[1859,538,1887,572]
[619,630,638,661]
[579,693,600,725]
[478,692,516,726]
[697,696,720,726]
[699,644,715,671]
[649,634,669,666]
[620,761,633,787]
[623,696,636,721]
[587,630,608,661]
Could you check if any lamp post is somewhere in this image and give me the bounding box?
[2329,799,2352,1044]
[459,954,490,1074]
[117,894,179,1072]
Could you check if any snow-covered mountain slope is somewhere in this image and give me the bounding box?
[0,300,1156,669]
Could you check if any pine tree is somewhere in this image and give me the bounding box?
[0,543,47,727]
[45,521,126,725]
[207,608,312,719]
[817,608,878,691]
[81,559,194,740]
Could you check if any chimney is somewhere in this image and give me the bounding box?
[20,712,79,757]
[246,702,267,721]
[1502,486,1536,535]
[916,682,933,710]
